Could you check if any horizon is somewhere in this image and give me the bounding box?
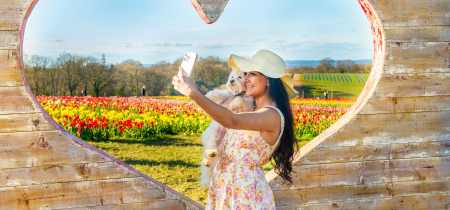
[24,0,373,64]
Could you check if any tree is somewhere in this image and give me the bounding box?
[319,57,335,73]
[191,56,231,89]
[115,59,144,96]
[26,55,52,95]
[310,88,322,98]
[337,59,354,74]
[47,62,61,96]
[350,64,360,73]
[363,64,372,73]
[83,56,115,97]
[57,53,86,96]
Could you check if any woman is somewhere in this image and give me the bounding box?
[142,85,146,97]
[172,49,299,209]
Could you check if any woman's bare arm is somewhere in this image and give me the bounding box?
[190,90,280,133]
[173,67,279,134]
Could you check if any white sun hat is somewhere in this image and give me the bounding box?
[228,49,299,100]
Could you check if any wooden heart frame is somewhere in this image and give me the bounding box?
[0,0,448,209]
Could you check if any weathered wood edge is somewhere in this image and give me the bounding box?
[267,0,386,182]
[13,1,205,208]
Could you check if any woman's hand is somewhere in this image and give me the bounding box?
[172,67,198,98]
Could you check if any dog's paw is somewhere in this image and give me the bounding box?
[202,158,212,167]
[206,150,217,158]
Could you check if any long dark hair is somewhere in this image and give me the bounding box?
[267,77,298,184]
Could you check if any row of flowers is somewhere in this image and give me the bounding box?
[37,96,354,141]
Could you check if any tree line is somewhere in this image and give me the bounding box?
[25,54,371,97]
[286,57,371,74]
[24,53,232,97]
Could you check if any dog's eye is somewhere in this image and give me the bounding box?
[238,76,242,79]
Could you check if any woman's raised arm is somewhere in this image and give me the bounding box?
[172,67,279,133]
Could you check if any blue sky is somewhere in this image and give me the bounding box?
[24,0,373,64]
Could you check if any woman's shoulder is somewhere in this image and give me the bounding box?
[261,105,284,119]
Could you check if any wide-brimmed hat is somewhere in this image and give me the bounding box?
[228,49,299,100]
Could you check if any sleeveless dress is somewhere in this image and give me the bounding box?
[205,105,285,210]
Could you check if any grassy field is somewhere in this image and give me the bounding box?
[89,133,311,205]
[298,73,369,99]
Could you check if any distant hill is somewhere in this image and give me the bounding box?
[285,59,372,68]
[143,59,372,68]
[142,64,156,68]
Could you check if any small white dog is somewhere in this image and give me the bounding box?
[199,67,255,187]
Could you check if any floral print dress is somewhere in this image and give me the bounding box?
[206,105,285,210]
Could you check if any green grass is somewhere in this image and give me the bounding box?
[89,134,310,205]
[299,73,369,99]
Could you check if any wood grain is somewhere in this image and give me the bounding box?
[61,199,187,210]
[372,0,450,27]
[0,86,41,114]
[277,193,450,210]
[385,26,450,43]
[272,156,449,190]
[272,178,450,207]
[316,111,449,148]
[0,49,23,86]
[0,177,169,209]
[373,73,450,98]
[0,130,108,169]
[384,42,450,74]
[0,112,55,133]
[0,161,140,188]
[298,141,449,165]
[360,96,450,114]
[0,31,19,50]
[0,0,34,30]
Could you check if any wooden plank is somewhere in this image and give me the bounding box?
[278,193,450,210]
[297,141,449,165]
[0,31,19,50]
[272,156,450,190]
[372,0,450,27]
[0,130,108,169]
[0,112,56,133]
[272,178,450,207]
[0,177,169,209]
[317,111,449,148]
[373,73,450,98]
[385,26,450,43]
[0,86,41,114]
[360,96,450,114]
[0,161,140,188]
[293,74,302,87]
[0,0,34,30]
[60,199,187,210]
[0,49,23,86]
[384,42,450,74]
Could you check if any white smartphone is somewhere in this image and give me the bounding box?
[179,52,197,77]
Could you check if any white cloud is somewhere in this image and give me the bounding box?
[197,44,247,49]
[147,42,192,47]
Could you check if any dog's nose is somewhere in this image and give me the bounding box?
[230,79,234,84]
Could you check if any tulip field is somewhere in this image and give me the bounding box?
[37,95,355,204]
[37,96,354,142]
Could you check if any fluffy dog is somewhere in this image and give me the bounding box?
[199,67,255,187]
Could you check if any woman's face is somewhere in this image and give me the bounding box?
[243,71,269,97]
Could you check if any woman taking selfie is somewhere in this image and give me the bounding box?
[172,49,299,209]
